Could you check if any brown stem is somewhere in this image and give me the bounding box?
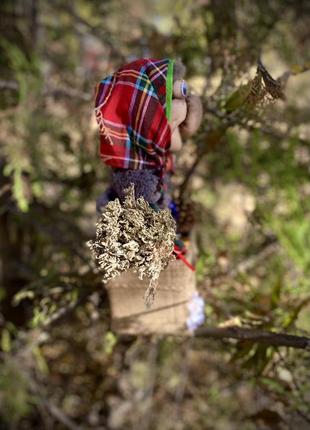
[178,149,204,198]
[194,326,310,349]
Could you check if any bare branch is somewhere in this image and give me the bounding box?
[0,79,91,102]
[42,401,83,430]
[194,326,310,349]
[0,79,19,91]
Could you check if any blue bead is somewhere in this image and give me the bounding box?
[181,80,188,97]
[169,200,179,220]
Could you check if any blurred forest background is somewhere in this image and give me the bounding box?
[0,0,310,429]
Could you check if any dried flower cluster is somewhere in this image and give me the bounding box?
[247,59,289,107]
[88,185,176,307]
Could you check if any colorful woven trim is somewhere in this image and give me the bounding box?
[165,59,174,122]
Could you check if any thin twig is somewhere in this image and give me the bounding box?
[174,337,193,422]
[42,401,83,430]
[0,79,19,90]
[139,338,160,430]
[178,148,205,198]
[228,241,279,277]
[0,79,91,101]
[205,105,310,146]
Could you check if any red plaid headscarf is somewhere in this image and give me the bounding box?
[94,58,174,173]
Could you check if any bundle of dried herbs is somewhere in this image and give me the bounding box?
[87,185,176,307]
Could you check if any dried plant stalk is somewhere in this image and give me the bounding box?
[87,185,176,307]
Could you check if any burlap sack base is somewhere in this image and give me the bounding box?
[106,257,197,335]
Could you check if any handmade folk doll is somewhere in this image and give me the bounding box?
[88,58,204,334]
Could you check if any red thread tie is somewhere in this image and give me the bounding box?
[173,244,195,272]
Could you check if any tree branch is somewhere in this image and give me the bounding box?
[0,79,19,91]
[194,326,310,349]
[42,401,82,430]
[0,79,91,101]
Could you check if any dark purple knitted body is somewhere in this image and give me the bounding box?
[112,169,161,204]
[96,169,172,213]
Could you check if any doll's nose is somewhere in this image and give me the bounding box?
[173,80,188,98]
[171,99,187,131]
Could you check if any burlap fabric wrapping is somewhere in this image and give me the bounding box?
[106,243,197,335]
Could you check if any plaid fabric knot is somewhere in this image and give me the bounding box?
[94,58,174,173]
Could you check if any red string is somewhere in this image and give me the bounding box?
[173,244,196,272]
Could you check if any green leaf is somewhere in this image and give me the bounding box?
[32,346,49,375]
[224,82,252,112]
[103,331,117,354]
[13,169,29,212]
[1,329,11,353]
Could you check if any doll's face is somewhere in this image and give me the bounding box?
[170,68,203,153]
[170,81,188,152]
